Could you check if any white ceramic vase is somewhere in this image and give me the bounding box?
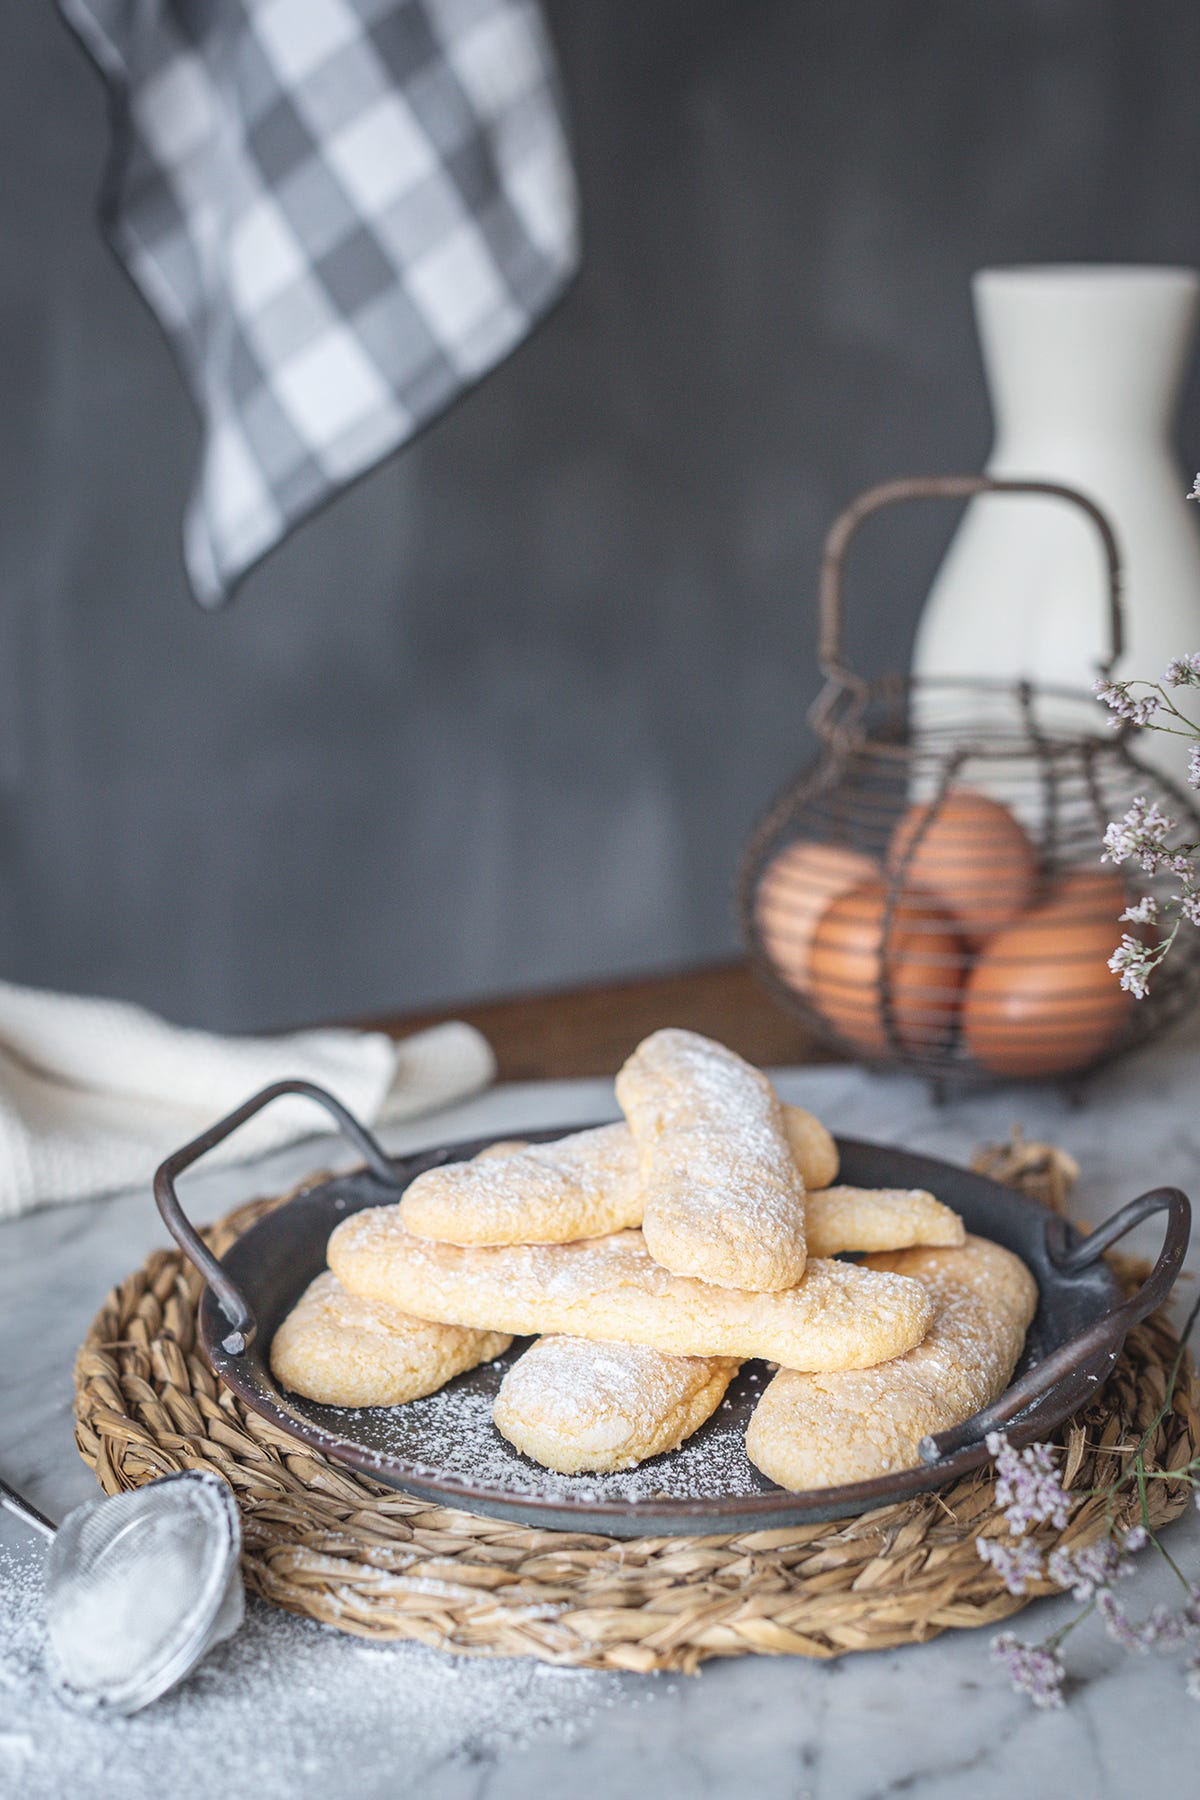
[912,265,1200,774]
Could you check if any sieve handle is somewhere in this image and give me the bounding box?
[812,474,1125,740]
[919,1185,1191,1463]
[153,1079,401,1355]
[0,1474,56,1540]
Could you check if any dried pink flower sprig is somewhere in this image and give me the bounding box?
[1093,664,1200,746]
[977,1293,1200,1709]
[988,1433,1073,1532]
[1094,664,1200,995]
[978,1433,1199,1708]
[1088,477,1200,995]
[1098,785,1200,997]
[990,1632,1067,1709]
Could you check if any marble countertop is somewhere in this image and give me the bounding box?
[3,1032,1199,1799]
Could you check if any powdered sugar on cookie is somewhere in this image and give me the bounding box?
[400,1105,841,1250]
[494,1337,739,1473]
[616,1028,807,1291]
[400,1123,642,1246]
[327,1214,933,1370]
[804,1186,964,1256]
[744,1236,1037,1490]
[270,1271,510,1408]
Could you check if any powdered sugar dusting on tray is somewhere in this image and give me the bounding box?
[0,1547,663,1800]
[496,1338,737,1451]
[314,1360,774,1504]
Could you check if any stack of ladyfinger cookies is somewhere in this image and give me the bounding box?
[270,1029,1036,1491]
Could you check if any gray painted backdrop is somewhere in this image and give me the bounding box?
[4,0,1200,1030]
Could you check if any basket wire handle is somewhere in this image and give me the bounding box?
[154,1078,401,1355]
[919,1184,1190,1464]
[812,474,1125,742]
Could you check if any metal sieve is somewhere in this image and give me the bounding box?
[1,1469,243,1714]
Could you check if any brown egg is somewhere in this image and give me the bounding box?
[808,880,968,1057]
[1044,864,1158,950]
[1043,864,1129,919]
[963,895,1133,1078]
[887,790,1038,948]
[755,840,879,996]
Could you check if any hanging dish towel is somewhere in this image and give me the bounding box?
[0,978,495,1218]
[59,0,579,605]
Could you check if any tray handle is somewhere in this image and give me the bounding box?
[919,1185,1191,1464]
[153,1078,400,1356]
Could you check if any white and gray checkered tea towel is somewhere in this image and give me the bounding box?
[60,0,579,605]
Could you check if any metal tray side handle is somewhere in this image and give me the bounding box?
[919,1186,1191,1464]
[153,1078,400,1356]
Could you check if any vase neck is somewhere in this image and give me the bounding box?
[974,266,1199,441]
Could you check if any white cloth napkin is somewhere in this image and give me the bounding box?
[0,979,495,1218]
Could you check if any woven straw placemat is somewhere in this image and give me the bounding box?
[73,1185,1199,1674]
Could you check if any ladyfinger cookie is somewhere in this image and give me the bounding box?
[487,1185,962,1475]
[744,1236,1036,1491]
[327,1214,934,1370]
[406,1135,960,1262]
[493,1336,739,1474]
[400,1106,839,1249]
[805,1186,964,1256]
[269,1270,511,1408]
[616,1028,808,1290]
[402,1122,644,1246]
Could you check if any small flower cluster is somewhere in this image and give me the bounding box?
[1093,779,1200,995]
[1096,652,1200,730]
[1100,794,1181,870]
[1108,933,1168,1001]
[986,1431,1073,1532]
[977,1435,1140,1594]
[1047,1526,1145,1601]
[1093,677,1162,727]
[978,1532,1044,1596]
[1166,652,1200,686]
[991,1633,1066,1710]
[1119,895,1158,925]
[1094,1586,1200,1654]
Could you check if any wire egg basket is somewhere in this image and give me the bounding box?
[738,475,1200,1088]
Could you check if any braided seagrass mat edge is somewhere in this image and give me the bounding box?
[73,1185,1200,1675]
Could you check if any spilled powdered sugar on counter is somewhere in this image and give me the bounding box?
[0,1547,668,1800]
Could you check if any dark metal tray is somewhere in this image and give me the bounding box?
[155,1080,1190,1538]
